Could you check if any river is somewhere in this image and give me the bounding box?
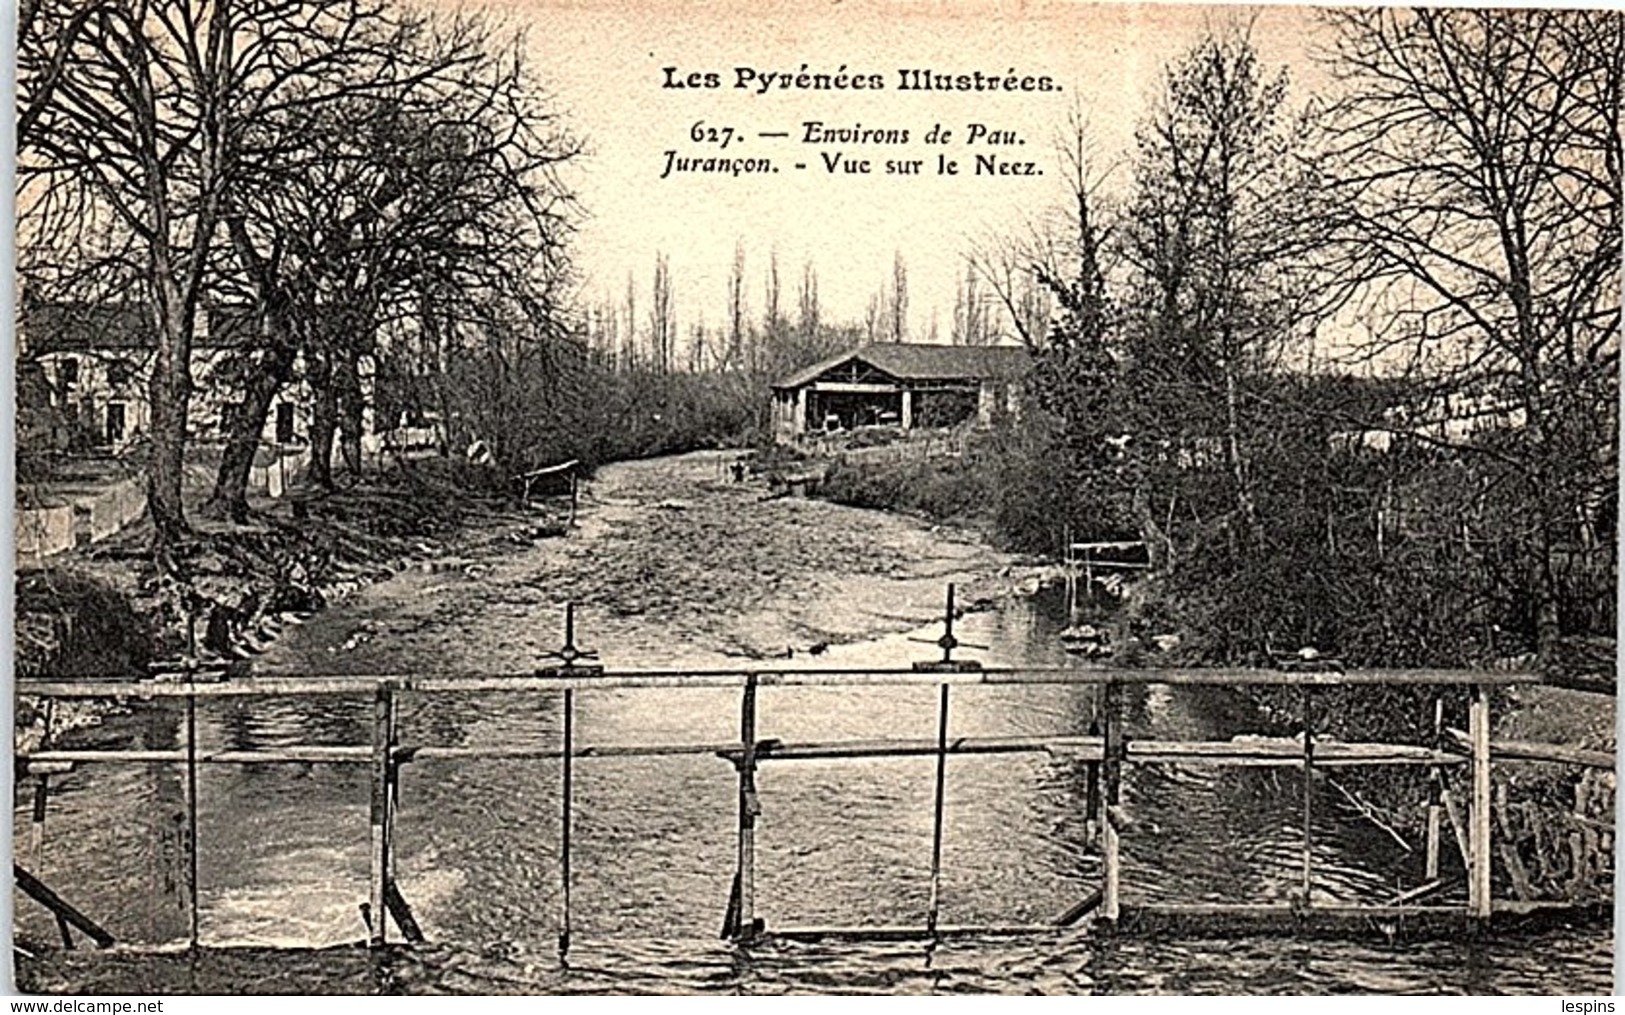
[12,452,1615,994]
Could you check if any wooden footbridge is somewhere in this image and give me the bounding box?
[13,587,1615,955]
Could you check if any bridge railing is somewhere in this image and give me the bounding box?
[12,591,1612,954]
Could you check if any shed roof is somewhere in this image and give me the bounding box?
[20,301,257,355]
[773,342,1031,389]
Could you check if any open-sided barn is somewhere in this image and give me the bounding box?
[770,343,1029,441]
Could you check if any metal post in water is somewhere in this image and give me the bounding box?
[1300,686,1314,906]
[30,699,56,870]
[1063,527,1076,625]
[1426,695,1443,881]
[30,776,49,872]
[185,681,200,953]
[369,683,393,947]
[733,674,760,941]
[1101,680,1122,924]
[1469,683,1492,919]
[387,688,400,887]
[1084,710,1101,847]
[926,683,951,938]
[559,687,574,959]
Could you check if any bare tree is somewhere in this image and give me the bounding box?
[863,292,882,345]
[889,251,909,343]
[759,248,784,373]
[952,262,990,346]
[650,252,675,374]
[968,229,1054,346]
[726,239,747,371]
[1320,8,1622,651]
[1121,21,1313,544]
[212,11,578,501]
[622,272,639,370]
[21,1,248,551]
[797,260,821,340]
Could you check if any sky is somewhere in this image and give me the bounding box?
[471,0,1335,344]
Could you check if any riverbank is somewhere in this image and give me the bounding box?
[15,458,568,743]
[13,450,1615,994]
[815,446,1616,907]
[253,450,1054,677]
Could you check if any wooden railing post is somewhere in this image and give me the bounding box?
[1084,710,1102,847]
[185,679,200,952]
[731,674,760,941]
[30,700,55,871]
[559,687,575,958]
[369,682,394,947]
[1101,679,1123,924]
[1300,686,1314,906]
[926,683,951,938]
[1469,682,1492,919]
[1425,694,1443,881]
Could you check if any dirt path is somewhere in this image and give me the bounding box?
[258,450,1051,674]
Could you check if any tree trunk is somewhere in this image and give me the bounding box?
[206,342,297,522]
[308,349,337,490]
[146,278,194,556]
[336,353,364,479]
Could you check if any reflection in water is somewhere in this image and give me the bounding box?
[12,589,1612,993]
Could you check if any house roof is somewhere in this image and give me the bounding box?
[20,301,257,355]
[773,342,1031,389]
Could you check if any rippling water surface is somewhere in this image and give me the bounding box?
[13,590,1615,993]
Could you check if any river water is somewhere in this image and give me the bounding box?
[12,456,1616,994]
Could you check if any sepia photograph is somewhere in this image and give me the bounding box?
[9,0,1620,996]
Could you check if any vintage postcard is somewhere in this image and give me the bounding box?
[11,0,1619,997]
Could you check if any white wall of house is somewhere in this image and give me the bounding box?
[31,346,331,454]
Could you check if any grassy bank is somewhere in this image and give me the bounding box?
[815,442,1615,904]
[815,426,1077,554]
[16,457,569,739]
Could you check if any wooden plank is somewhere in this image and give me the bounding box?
[22,747,372,765]
[184,691,200,951]
[1300,687,1314,903]
[383,881,424,944]
[1441,786,1473,872]
[14,865,115,949]
[1130,741,1462,767]
[368,685,392,947]
[1469,684,1492,919]
[926,684,950,937]
[1101,683,1122,923]
[1446,728,1616,769]
[18,736,1473,770]
[1426,696,1444,880]
[559,688,574,958]
[1491,739,1615,770]
[730,676,760,941]
[515,459,579,481]
[1128,902,1463,919]
[770,923,1061,942]
[15,666,1536,699]
[1425,780,1443,881]
[1056,888,1103,927]
[29,777,49,871]
[1118,900,1613,939]
[1388,879,1445,905]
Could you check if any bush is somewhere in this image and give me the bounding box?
[16,570,153,679]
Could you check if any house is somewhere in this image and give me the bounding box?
[770,343,1029,441]
[17,300,318,456]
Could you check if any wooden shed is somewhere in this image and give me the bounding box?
[770,343,1029,442]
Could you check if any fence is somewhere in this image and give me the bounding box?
[12,591,1614,954]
